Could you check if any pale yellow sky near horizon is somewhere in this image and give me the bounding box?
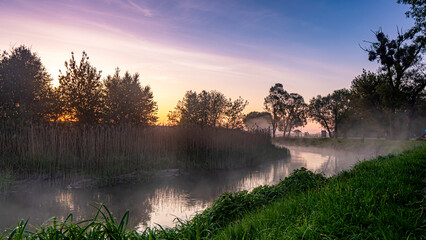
[1,0,410,134]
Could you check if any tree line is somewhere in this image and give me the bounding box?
[0,47,249,128]
[260,0,425,139]
[0,49,158,125]
[0,1,423,136]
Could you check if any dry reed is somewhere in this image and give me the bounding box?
[0,122,286,181]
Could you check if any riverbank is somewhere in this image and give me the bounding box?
[273,137,423,155]
[2,143,424,239]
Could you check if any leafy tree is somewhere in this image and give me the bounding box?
[103,68,157,125]
[224,97,248,129]
[0,45,55,122]
[264,83,287,138]
[308,89,351,138]
[278,93,308,137]
[364,28,425,138]
[168,90,247,128]
[58,52,103,124]
[350,71,388,137]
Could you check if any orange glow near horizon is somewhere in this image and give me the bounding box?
[1,0,411,134]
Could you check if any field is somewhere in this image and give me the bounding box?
[2,142,424,239]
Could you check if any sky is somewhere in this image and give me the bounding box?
[0,0,415,132]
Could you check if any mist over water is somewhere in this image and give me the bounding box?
[0,146,377,231]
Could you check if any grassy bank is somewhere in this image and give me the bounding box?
[2,144,424,239]
[0,123,286,186]
[215,143,425,239]
[273,136,423,155]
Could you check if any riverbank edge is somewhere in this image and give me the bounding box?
[1,144,424,239]
[273,137,424,154]
[213,143,426,239]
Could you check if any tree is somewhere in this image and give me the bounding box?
[168,90,247,128]
[264,83,287,138]
[364,29,425,138]
[398,0,426,40]
[278,93,308,137]
[308,89,351,138]
[0,45,55,122]
[224,97,248,129]
[103,68,157,125]
[350,70,388,137]
[58,52,103,124]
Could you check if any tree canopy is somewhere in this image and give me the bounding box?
[103,68,157,125]
[168,90,247,129]
[0,45,55,122]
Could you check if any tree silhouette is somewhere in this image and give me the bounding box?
[308,89,350,138]
[168,90,247,128]
[0,45,55,122]
[103,68,157,125]
[278,93,308,137]
[58,52,103,124]
[264,83,287,138]
[364,29,425,138]
[224,96,248,129]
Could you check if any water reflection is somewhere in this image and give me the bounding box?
[0,146,375,231]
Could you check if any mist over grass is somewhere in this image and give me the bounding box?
[273,136,423,155]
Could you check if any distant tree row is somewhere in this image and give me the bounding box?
[260,1,425,139]
[168,90,248,129]
[0,46,247,129]
[0,47,157,125]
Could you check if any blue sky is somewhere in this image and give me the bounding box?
[0,0,414,129]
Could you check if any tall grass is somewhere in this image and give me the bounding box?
[0,122,286,181]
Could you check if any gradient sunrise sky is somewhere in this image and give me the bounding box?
[0,0,414,131]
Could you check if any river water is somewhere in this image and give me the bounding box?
[0,146,377,231]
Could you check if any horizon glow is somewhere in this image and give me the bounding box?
[0,0,414,132]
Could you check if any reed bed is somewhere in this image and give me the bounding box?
[0,122,286,181]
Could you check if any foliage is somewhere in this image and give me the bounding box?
[264,84,307,137]
[264,83,287,138]
[214,144,426,239]
[58,52,103,124]
[103,68,158,125]
[278,93,308,137]
[168,90,248,129]
[0,45,55,122]
[363,26,425,138]
[308,89,350,138]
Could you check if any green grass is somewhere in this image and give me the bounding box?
[215,144,426,239]
[274,137,423,155]
[1,144,425,239]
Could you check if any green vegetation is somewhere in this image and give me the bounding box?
[214,144,425,239]
[2,144,424,239]
[273,137,424,154]
[0,123,286,185]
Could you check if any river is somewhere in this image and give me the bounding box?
[0,145,377,231]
